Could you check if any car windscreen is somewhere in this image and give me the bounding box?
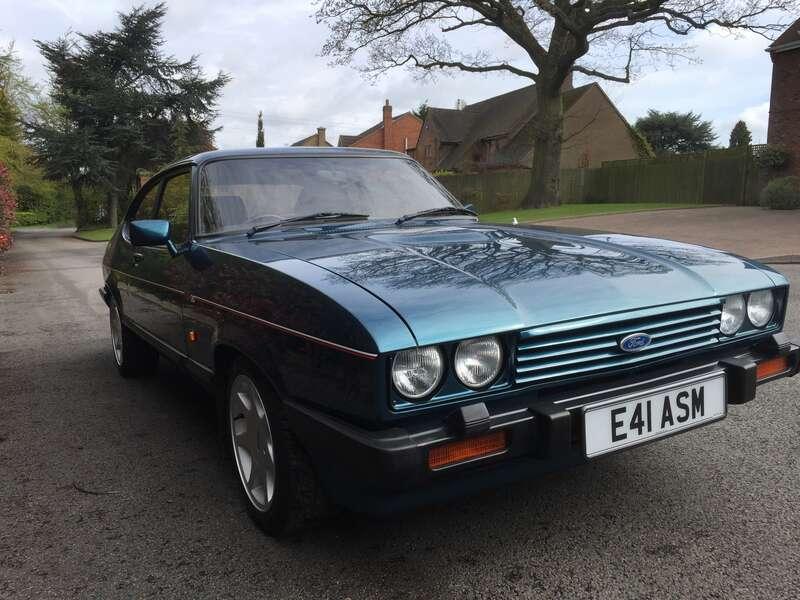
[198,156,460,235]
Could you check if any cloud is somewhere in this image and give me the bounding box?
[738,102,771,143]
[603,27,774,145]
[1,1,780,149]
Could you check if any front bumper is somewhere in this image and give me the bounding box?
[288,334,799,515]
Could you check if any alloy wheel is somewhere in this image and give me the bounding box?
[229,374,276,512]
[110,305,124,366]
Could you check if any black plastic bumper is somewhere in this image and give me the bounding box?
[99,286,112,307]
[288,334,799,515]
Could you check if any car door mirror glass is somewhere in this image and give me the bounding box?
[129,219,179,256]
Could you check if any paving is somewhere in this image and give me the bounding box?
[1,229,799,599]
[539,206,800,262]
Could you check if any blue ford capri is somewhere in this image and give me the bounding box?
[101,148,799,535]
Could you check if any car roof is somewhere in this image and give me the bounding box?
[163,147,412,171]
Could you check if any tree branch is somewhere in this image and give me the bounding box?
[572,64,630,83]
[405,53,538,79]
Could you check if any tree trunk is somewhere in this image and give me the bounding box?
[108,189,119,228]
[523,85,564,208]
[71,182,89,230]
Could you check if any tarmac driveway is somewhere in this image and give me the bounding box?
[539,206,800,262]
[1,229,799,599]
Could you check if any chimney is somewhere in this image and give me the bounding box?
[317,127,326,146]
[560,71,574,93]
[382,99,393,150]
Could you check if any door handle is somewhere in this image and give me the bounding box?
[133,252,144,265]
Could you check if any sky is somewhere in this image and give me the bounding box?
[1,0,790,149]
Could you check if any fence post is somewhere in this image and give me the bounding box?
[700,151,708,204]
[740,146,750,206]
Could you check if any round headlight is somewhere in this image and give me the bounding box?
[454,336,503,389]
[392,346,444,400]
[720,294,746,336]
[747,290,774,328]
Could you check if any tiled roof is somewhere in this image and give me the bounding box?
[337,112,419,146]
[291,133,333,147]
[337,135,359,147]
[430,83,593,170]
[768,17,800,53]
[425,107,477,143]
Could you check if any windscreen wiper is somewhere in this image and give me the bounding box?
[395,206,477,225]
[247,212,369,238]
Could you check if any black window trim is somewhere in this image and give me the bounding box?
[126,176,165,222]
[123,164,195,246]
[153,167,193,246]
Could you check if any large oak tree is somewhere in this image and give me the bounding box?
[316,0,796,207]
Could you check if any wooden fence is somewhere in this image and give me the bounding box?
[437,146,768,211]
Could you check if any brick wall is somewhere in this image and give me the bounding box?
[387,113,423,153]
[349,112,422,154]
[768,49,800,176]
[561,85,640,169]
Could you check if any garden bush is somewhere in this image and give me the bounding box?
[0,162,16,252]
[13,211,49,227]
[753,145,791,171]
[15,183,43,211]
[760,176,800,210]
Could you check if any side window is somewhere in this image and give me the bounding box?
[132,183,160,220]
[157,171,191,244]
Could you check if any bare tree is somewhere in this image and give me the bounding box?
[316,1,796,207]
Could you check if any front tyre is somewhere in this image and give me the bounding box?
[108,299,158,377]
[225,359,326,536]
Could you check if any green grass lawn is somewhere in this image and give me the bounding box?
[480,202,706,224]
[73,228,115,242]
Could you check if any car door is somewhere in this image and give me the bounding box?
[116,167,192,358]
[115,175,164,335]
[138,168,193,356]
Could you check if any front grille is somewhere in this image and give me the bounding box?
[515,299,723,385]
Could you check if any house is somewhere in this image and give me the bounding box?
[415,78,649,173]
[767,17,800,176]
[291,127,333,147]
[337,100,422,153]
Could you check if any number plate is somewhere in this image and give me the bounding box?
[583,372,726,458]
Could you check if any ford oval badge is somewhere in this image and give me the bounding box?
[619,333,652,353]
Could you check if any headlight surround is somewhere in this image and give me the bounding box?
[391,345,445,400]
[454,336,503,389]
[720,294,746,336]
[747,289,775,328]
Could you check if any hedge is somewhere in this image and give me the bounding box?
[13,211,50,227]
[0,161,16,252]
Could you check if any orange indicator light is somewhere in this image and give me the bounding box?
[428,430,508,470]
[756,356,790,380]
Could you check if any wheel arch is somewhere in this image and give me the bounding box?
[213,342,284,401]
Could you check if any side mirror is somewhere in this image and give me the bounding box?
[463,203,476,213]
[129,219,179,257]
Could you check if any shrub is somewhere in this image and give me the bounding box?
[753,145,790,171]
[0,161,17,252]
[14,183,43,212]
[760,176,800,210]
[13,211,49,227]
